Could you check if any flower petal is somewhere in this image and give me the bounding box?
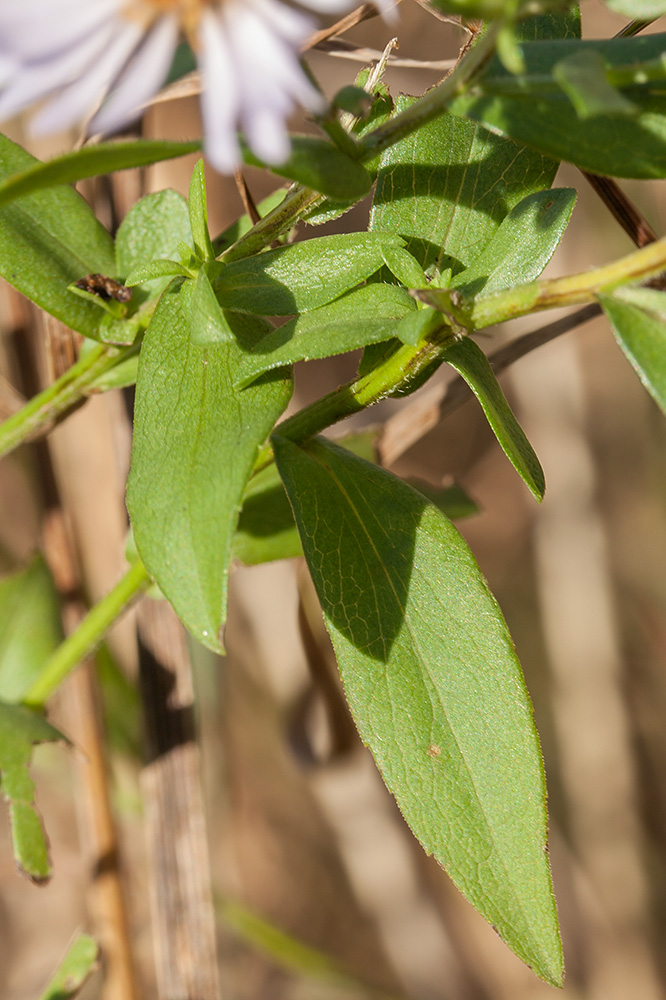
[199,9,241,172]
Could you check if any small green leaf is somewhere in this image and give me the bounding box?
[242,135,373,200]
[235,283,415,387]
[0,702,66,882]
[381,246,429,289]
[451,188,577,297]
[273,435,562,985]
[0,557,63,704]
[0,139,201,209]
[443,338,545,499]
[115,188,193,300]
[125,260,193,285]
[216,233,404,315]
[38,934,99,1000]
[553,50,638,119]
[183,268,234,345]
[188,160,216,262]
[127,286,292,652]
[0,134,115,338]
[600,290,666,414]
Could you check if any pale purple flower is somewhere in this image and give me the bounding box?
[0,0,387,172]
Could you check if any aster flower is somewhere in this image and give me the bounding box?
[0,0,387,173]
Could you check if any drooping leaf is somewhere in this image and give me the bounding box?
[127,285,292,652]
[273,435,562,985]
[242,135,373,201]
[235,284,416,387]
[0,134,115,337]
[115,188,193,300]
[38,935,99,1000]
[449,34,666,178]
[450,187,577,297]
[215,233,404,315]
[600,290,666,415]
[0,139,202,209]
[0,702,66,883]
[0,556,63,704]
[188,160,216,262]
[443,337,545,499]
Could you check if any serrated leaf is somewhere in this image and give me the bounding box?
[450,188,577,297]
[443,338,545,499]
[273,435,562,985]
[0,702,66,882]
[0,134,115,338]
[235,284,415,387]
[0,139,201,209]
[600,290,666,414]
[127,285,292,652]
[0,556,63,704]
[242,135,373,200]
[115,188,193,300]
[188,160,215,261]
[39,935,99,1000]
[450,34,666,179]
[216,233,404,315]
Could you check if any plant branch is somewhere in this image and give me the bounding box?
[22,559,151,708]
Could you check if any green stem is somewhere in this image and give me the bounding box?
[23,559,152,708]
[0,342,129,459]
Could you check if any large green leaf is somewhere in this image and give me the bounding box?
[0,139,202,209]
[600,289,666,414]
[115,188,192,300]
[39,935,99,1000]
[215,233,404,315]
[449,34,666,178]
[0,556,63,704]
[127,284,292,652]
[273,435,562,985]
[235,284,416,387]
[450,187,577,296]
[0,702,65,883]
[442,338,545,499]
[0,134,115,337]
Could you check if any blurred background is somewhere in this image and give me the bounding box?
[1,1,666,998]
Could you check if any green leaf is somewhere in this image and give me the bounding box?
[0,702,66,882]
[407,480,479,519]
[0,135,115,338]
[115,188,193,300]
[125,259,193,285]
[450,188,577,297]
[273,435,562,986]
[0,139,201,209]
[381,246,429,289]
[553,50,638,119]
[449,34,666,178]
[213,190,288,254]
[0,556,64,704]
[242,135,373,201]
[183,267,234,345]
[127,286,292,652]
[442,338,545,499]
[369,97,560,275]
[85,344,140,392]
[235,284,416,387]
[39,935,99,1000]
[188,160,216,262]
[216,233,404,315]
[600,290,666,414]
[606,0,666,13]
[394,307,443,347]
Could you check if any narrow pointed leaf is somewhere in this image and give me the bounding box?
[235,284,415,386]
[0,139,201,209]
[216,233,404,315]
[443,338,545,499]
[600,290,666,414]
[185,268,234,345]
[125,259,193,286]
[39,935,99,1000]
[188,160,215,261]
[0,702,66,883]
[273,435,562,985]
[127,285,292,652]
[0,557,63,703]
[450,188,577,297]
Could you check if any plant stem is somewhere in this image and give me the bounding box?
[23,559,152,708]
[0,342,128,459]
